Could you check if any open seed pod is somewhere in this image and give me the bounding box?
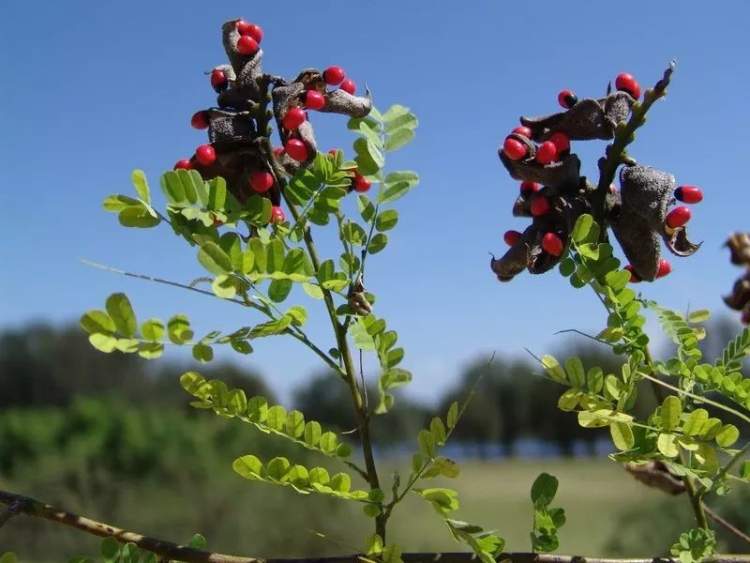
[498,135,582,189]
[271,69,372,173]
[520,91,635,141]
[723,233,750,324]
[610,165,700,281]
[491,186,592,281]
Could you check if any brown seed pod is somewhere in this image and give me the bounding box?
[625,461,686,496]
[520,91,635,142]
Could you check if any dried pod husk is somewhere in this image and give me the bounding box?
[520,91,635,141]
[218,20,265,108]
[625,461,686,496]
[499,142,581,189]
[491,189,591,281]
[724,273,750,311]
[610,164,700,281]
[272,69,373,173]
[206,108,256,146]
[726,232,750,267]
[191,145,279,206]
[347,277,372,316]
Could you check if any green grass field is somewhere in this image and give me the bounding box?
[380,458,677,556]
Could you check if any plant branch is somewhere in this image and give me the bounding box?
[81,259,342,374]
[640,372,750,427]
[6,487,750,563]
[704,504,750,546]
[280,189,384,540]
[593,61,675,223]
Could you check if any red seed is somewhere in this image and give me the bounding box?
[741,307,750,325]
[520,181,541,195]
[195,144,216,167]
[615,72,641,99]
[328,148,339,157]
[282,107,306,130]
[530,195,551,217]
[353,173,371,193]
[305,90,326,110]
[273,146,285,158]
[285,139,308,161]
[557,89,578,109]
[249,171,274,193]
[541,232,564,256]
[191,111,209,129]
[656,258,672,278]
[666,206,691,229]
[625,265,641,283]
[503,137,527,161]
[210,69,227,91]
[339,78,356,95]
[512,126,532,138]
[549,132,570,153]
[236,21,263,43]
[535,141,558,165]
[504,230,522,246]
[174,159,192,170]
[270,206,286,224]
[237,35,259,56]
[323,66,346,85]
[675,185,703,204]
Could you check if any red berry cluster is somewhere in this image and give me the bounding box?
[170,19,372,227]
[492,68,701,283]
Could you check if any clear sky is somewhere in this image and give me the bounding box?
[2,1,749,403]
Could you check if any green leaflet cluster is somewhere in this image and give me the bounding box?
[541,212,750,555]
[232,454,369,502]
[350,314,411,413]
[180,371,352,459]
[80,293,304,362]
[529,473,566,553]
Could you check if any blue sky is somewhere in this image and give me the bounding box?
[2,1,749,403]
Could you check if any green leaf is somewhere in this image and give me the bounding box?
[198,242,232,275]
[118,204,160,228]
[418,487,459,515]
[716,424,739,448]
[530,472,558,507]
[80,309,116,335]
[683,408,708,437]
[605,270,631,292]
[609,422,634,451]
[559,258,575,277]
[661,396,682,432]
[88,333,117,353]
[368,233,388,254]
[657,433,679,458]
[192,343,214,363]
[268,279,293,302]
[375,210,399,232]
[382,105,418,133]
[167,314,193,344]
[571,214,594,244]
[103,194,140,212]
[302,282,324,300]
[446,402,459,429]
[541,355,566,384]
[188,534,208,550]
[688,309,711,323]
[131,169,151,205]
[564,357,585,388]
[105,293,137,337]
[233,455,263,479]
[141,319,164,341]
[286,410,305,438]
[378,171,419,204]
[385,128,415,151]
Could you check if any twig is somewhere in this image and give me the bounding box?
[704,504,750,546]
[12,487,750,563]
[81,259,342,374]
